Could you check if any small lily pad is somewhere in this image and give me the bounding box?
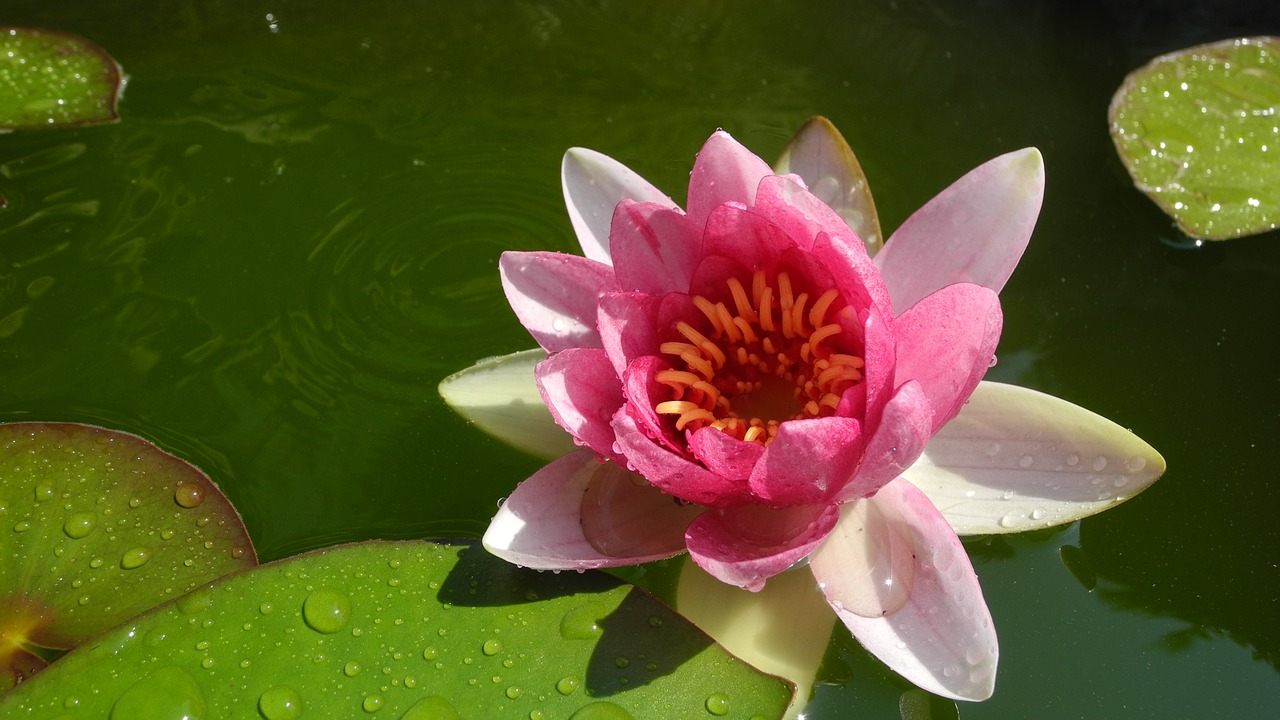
[0,27,125,131]
[0,540,793,719]
[1109,36,1280,240]
[0,422,256,690]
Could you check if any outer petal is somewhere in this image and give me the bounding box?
[686,503,840,591]
[834,380,934,503]
[686,130,774,229]
[810,479,998,701]
[437,349,575,461]
[774,116,884,255]
[499,251,615,351]
[483,449,700,569]
[535,348,623,460]
[748,416,864,506]
[875,148,1044,313]
[676,558,835,720]
[905,381,1167,535]
[893,283,1002,433]
[609,200,702,294]
[562,147,678,264]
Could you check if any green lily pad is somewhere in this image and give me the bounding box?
[0,27,124,131]
[0,422,256,690]
[1109,36,1280,240]
[0,540,793,719]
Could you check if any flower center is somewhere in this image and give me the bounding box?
[654,270,864,446]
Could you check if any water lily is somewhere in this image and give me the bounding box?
[439,118,1165,704]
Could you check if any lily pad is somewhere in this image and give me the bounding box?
[0,27,124,131]
[0,422,256,690]
[1109,36,1280,240]
[0,540,794,719]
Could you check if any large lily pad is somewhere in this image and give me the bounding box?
[0,422,256,689]
[0,27,124,131]
[0,540,793,719]
[1109,36,1280,240]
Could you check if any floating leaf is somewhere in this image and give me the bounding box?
[0,540,793,719]
[0,27,125,131]
[0,422,255,690]
[1109,36,1280,240]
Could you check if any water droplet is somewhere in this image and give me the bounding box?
[1114,476,1130,488]
[259,602,274,615]
[399,695,463,720]
[569,702,633,720]
[705,693,731,716]
[34,483,55,502]
[1018,454,1034,468]
[231,546,247,559]
[344,661,363,677]
[1126,456,1147,472]
[423,646,439,661]
[303,589,352,634]
[506,686,523,699]
[1091,456,1108,472]
[120,546,152,570]
[1030,508,1047,520]
[160,529,176,540]
[77,594,90,606]
[63,511,97,539]
[647,616,663,628]
[258,685,302,720]
[559,602,608,640]
[200,657,215,669]
[984,442,1001,458]
[362,694,385,712]
[614,656,630,668]
[482,638,502,656]
[942,664,960,678]
[110,666,207,720]
[174,483,205,508]
[1000,489,1015,500]
[13,521,31,533]
[998,512,1021,528]
[556,676,580,695]
[128,497,142,509]
[1066,453,1080,467]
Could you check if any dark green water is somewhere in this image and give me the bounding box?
[2,1,1279,717]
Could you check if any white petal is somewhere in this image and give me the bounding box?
[483,449,697,569]
[812,480,998,701]
[437,349,576,461]
[676,558,833,720]
[907,381,1166,535]
[562,147,678,264]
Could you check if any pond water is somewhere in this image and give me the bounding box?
[3,1,1279,717]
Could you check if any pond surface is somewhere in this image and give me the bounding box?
[3,1,1279,717]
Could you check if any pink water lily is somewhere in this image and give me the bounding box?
[442,118,1166,703]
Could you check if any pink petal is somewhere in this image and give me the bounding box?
[562,147,678,264]
[701,203,797,271]
[810,479,998,701]
[612,406,751,507]
[499,251,615,352]
[599,291,698,378]
[875,148,1044,313]
[686,130,775,229]
[753,174,860,252]
[686,503,840,591]
[748,417,864,505]
[483,449,700,569]
[834,380,933,503]
[688,426,765,481]
[893,283,1002,433]
[535,348,623,460]
[609,200,702,294]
